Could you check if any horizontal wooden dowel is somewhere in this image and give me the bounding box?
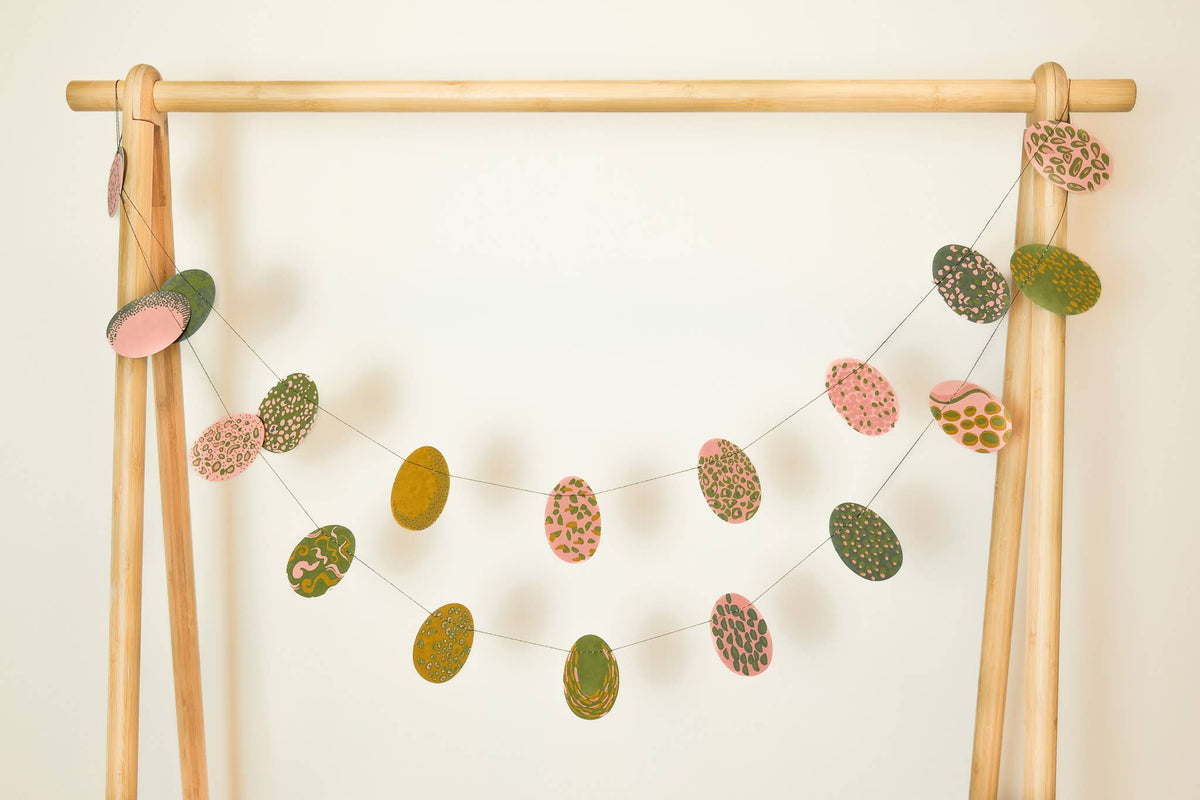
[65,78,1136,113]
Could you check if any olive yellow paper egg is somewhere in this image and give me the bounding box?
[412,603,474,683]
[391,446,451,531]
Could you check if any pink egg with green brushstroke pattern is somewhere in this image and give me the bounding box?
[544,476,602,563]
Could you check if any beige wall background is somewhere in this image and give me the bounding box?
[2,1,1195,797]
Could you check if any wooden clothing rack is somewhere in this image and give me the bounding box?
[66,63,1136,800]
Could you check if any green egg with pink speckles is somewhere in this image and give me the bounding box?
[828,502,903,581]
[257,373,319,454]
[160,269,216,340]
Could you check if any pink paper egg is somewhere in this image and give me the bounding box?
[709,593,773,676]
[544,476,602,563]
[107,149,124,218]
[1023,121,1112,193]
[928,381,1011,454]
[696,438,762,524]
[106,290,191,358]
[190,413,265,481]
[825,357,898,436]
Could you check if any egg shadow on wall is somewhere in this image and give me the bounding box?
[489,572,554,644]
[471,430,533,510]
[606,457,681,546]
[754,428,814,507]
[624,608,696,687]
[769,565,837,648]
[305,366,404,463]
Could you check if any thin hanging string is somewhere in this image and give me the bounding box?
[111,92,1071,656]
[113,81,122,151]
[119,202,435,618]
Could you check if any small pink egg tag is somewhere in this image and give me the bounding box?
[107,149,125,218]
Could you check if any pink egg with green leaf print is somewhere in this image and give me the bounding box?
[825,357,898,436]
[1023,121,1112,193]
[709,593,773,676]
[544,476,602,563]
[928,380,1011,454]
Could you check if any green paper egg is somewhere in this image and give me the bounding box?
[286,524,355,598]
[258,373,319,454]
[1010,244,1101,316]
[563,634,619,720]
[412,603,474,683]
[160,269,216,340]
[932,244,1010,324]
[828,502,903,581]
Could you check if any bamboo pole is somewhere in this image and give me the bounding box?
[145,70,212,800]
[106,63,158,800]
[1023,62,1070,800]
[967,72,1042,800]
[65,78,1136,114]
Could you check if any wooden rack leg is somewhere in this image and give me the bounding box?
[1023,61,1069,800]
[144,68,212,800]
[106,64,160,800]
[967,101,1039,799]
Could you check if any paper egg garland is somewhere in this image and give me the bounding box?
[190,413,265,481]
[106,290,191,358]
[412,603,474,683]
[709,593,773,676]
[544,476,602,563]
[107,149,124,218]
[1010,244,1102,316]
[696,438,762,523]
[932,245,1011,324]
[563,634,619,720]
[828,502,903,581]
[391,446,451,531]
[928,380,1012,453]
[1023,121,1112,193]
[257,373,319,454]
[825,358,898,436]
[160,269,216,341]
[286,524,356,598]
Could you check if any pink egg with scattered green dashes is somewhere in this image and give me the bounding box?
[825,357,898,437]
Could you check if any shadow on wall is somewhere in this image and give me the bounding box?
[189,114,244,800]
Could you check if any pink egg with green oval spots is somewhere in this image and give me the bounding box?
[1023,121,1112,193]
[928,380,1012,454]
[709,593,773,676]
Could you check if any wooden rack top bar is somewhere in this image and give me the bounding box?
[66,78,1136,113]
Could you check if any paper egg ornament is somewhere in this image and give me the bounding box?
[709,593,773,676]
[544,476,602,563]
[107,149,124,218]
[828,502,903,581]
[563,634,619,720]
[825,358,898,436]
[1023,121,1112,193]
[286,524,355,598]
[696,438,762,523]
[190,413,265,481]
[1010,244,1101,316]
[391,446,451,531]
[257,373,319,454]
[160,269,216,341]
[932,245,1011,324]
[412,603,474,683]
[106,290,191,358]
[928,380,1012,453]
